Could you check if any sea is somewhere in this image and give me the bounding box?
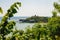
[0,17,35,30]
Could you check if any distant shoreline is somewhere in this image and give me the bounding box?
[19,15,50,23]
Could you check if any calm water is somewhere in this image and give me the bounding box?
[15,22,35,30]
[0,17,35,30]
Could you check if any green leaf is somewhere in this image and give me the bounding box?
[11,8,17,13]
[0,7,3,14]
[14,4,19,9]
[16,2,21,7]
[11,2,21,10]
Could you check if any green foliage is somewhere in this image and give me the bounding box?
[0,2,21,40]
[52,11,57,17]
[54,2,60,12]
[47,1,60,40]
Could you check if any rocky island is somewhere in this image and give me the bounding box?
[19,15,49,23]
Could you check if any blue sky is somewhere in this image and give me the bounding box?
[0,0,58,17]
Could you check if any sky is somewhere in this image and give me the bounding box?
[0,0,58,17]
